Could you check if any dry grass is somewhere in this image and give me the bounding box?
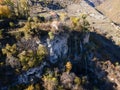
[97,0,120,24]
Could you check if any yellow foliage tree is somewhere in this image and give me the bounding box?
[66,61,72,73]
[2,44,17,57]
[0,0,4,5]
[42,74,58,90]
[25,84,34,90]
[15,0,29,18]
[0,5,11,18]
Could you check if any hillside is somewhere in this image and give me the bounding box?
[97,0,120,24]
[66,1,120,46]
[0,0,120,90]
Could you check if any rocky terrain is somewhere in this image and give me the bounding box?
[0,0,120,90]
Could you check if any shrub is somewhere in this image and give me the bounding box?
[25,84,34,90]
[81,14,90,32]
[37,44,48,61]
[15,0,30,18]
[74,77,81,85]
[3,0,14,7]
[32,16,39,23]
[2,44,17,57]
[18,44,48,70]
[70,16,82,31]
[48,31,54,40]
[9,22,15,27]
[25,83,41,90]
[42,73,58,90]
[65,61,72,73]
[59,12,68,21]
[70,14,90,32]
[17,21,39,40]
[16,22,33,40]
[0,0,30,18]
[18,50,34,70]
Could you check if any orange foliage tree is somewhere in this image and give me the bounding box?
[0,5,11,18]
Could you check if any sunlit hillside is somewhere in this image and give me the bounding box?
[0,0,120,90]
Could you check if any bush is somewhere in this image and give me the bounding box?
[18,44,48,70]
[15,0,30,18]
[2,44,17,57]
[66,61,72,73]
[0,29,3,39]
[48,31,54,40]
[81,14,90,32]
[25,84,34,90]
[42,73,58,90]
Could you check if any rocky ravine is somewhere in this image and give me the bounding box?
[1,0,120,90]
[16,0,120,88]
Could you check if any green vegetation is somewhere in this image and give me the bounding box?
[18,44,48,70]
[42,73,58,90]
[9,22,15,27]
[15,0,30,18]
[65,61,72,73]
[70,16,81,31]
[74,76,81,85]
[0,29,3,39]
[21,22,33,40]
[81,14,90,32]
[25,84,35,90]
[0,0,30,19]
[70,14,90,32]
[2,44,17,57]
[48,31,54,40]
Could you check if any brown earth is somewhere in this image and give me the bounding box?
[97,0,120,24]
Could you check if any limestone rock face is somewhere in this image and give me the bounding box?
[18,62,47,84]
[47,33,69,63]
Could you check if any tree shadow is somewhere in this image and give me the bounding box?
[0,25,17,88]
[0,19,18,29]
[46,2,64,10]
[0,24,120,90]
[70,30,120,90]
[84,0,95,7]
[90,32,120,62]
[30,1,64,10]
